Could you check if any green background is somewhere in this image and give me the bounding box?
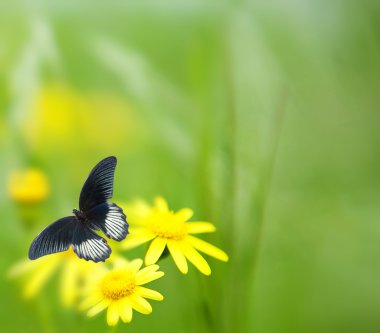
[0,1,379,332]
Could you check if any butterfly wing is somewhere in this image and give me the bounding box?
[28,217,77,260]
[71,223,111,262]
[79,156,117,212]
[86,202,128,241]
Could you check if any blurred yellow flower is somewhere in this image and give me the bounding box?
[121,197,229,276]
[81,258,164,326]
[8,248,98,307]
[23,84,138,153]
[8,169,49,204]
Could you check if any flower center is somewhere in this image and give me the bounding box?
[101,271,136,300]
[62,247,76,258]
[149,213,188,240]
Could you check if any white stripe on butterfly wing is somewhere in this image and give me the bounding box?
[85,202,128,241]
[72,224,111,262]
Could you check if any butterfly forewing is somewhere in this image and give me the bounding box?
[79,156,117,212]
[71,223,111,262]
[28,156,128,263]
[28,217,77,260]
[86,202,128,241]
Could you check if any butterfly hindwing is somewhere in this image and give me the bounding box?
[28,216,77,260]
[71,223,111,262]
[86,202,128,241]
[79,156,117,212]
[28,156,127,263]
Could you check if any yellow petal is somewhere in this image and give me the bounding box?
[187,235,229,262]
[8,259,36,278]
[154,196,169,212]
[135,264,159,280]
[24,257,60,298]
[80,292,103,310]
[181,242,211,276]
[119,298,133,323]
[60,260,78,307]
[135,286,164,301]
[175,208,193,221]
[111,257,129,269]
[87,298,110,317]
[82,266,108,288]
[186,222,216,234]
[129,294,152,314]
[145,237,167,265]
[128,259,144,272]
[136,268,164,285]
[137,264,159,274]
[107,301,120,326]
[122,200,151,225]
[167,240,188,274]
[121,230,156,250]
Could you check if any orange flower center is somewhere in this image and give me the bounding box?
[101,271,136,300]
[149,213,188,240]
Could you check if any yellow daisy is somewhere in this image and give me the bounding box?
[24,84,136,153]
[8,248,97,307]
[121,197,229,276]
[8,169,50,205]
[81,258,164,326]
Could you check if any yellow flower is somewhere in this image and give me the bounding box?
[121,197,229,276]
[23,84,138,153]
[8,248,97,307]
[8,169,49,204]
[81,258,164,326]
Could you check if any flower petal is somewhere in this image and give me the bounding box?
[145,237,167,265]
[154,197,169,212]
[23,257,60,298]
[121,229,156,250]
[186,222,216,234]
[128,259,144,272]
[107,301,120,326]
[167,240,188,274]
[122,200,152,225]
[119,298,133,323]
[112,258,143,272]
[87,298,110,317]
[187,235,229,262]
[80,292,104,310]
[136,264,160,277]
[181,242,211,276]
[136,270,165,285]
[8,259,37,278]
[135,286,164,301]
[130,294,152,314]
[111,257,129,269]
[135,265,163,284]
[175,208,193,221]
[60,260,78,307]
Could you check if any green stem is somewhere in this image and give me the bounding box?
[243,88,288,332]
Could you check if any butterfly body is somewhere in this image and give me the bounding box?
[28,156,128,263]
[73,209,86,221]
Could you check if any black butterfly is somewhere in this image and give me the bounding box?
[28,156,128,263]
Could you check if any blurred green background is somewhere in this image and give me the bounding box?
[1,1,380,332]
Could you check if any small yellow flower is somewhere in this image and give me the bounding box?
[8,169,49,204]
[23,84,137,153]
[8,248,97,307]
[81,259,164,326]
[121,197,229,276]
